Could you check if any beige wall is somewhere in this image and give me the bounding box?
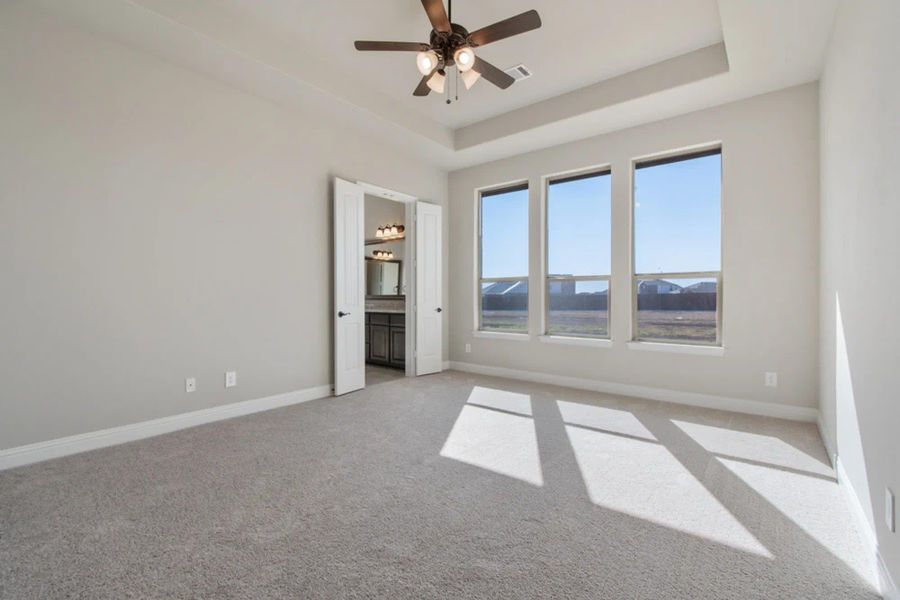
[448,84,820,410]
[819,0,900,586]
[0,4,448,449]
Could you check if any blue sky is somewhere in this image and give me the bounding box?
[481,153,720,279]
[481,187,529,278]
[548,174,612,276]
[634,154,721,274]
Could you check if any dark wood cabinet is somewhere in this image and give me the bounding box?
[389,328,405,367]
[365,312,405,368]
[369,324,390,363]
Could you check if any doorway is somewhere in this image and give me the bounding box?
[363,192,409,387]
[333,178,443,396]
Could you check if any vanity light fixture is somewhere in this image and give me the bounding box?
[373,250,394,260]
[374,224,405,240]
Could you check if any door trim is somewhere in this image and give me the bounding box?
[353,180,440,379]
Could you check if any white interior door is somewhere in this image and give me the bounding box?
[415,201,443,375]
[333,178,365,395]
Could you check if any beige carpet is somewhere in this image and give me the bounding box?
[0,371,880,599]
[366,364,406,387]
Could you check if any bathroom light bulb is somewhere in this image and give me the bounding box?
[390,224,399,236]
[375,227,384,238]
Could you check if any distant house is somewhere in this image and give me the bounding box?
[548,278,608,295]
[638,279,683,294]
[482,280,528,295]
[548,280,576,295]
[683,281,717,293]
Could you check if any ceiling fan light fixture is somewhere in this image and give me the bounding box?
[416,50,439,75]
[426,70,446,94]
[454,47,475,72]
[354,4,541,97]
[461,68,481,90]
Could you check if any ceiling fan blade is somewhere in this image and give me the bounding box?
[355,41,430,52]
[472,56,515,89]
[413,73,433,96]
[468,10,542,47]
[421,0,451,33]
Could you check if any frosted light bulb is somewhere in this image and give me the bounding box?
[454,47,475,72]
[416,50,438,76]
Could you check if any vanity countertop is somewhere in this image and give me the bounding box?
[365,297,405,314]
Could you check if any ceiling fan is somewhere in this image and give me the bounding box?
[354,0,542,97]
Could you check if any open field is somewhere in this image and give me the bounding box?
[547,310,608,337]
[636,309,716,342]
[481,309,716,343]
[481,310,528,332]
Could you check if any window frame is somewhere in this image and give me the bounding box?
[542,166,613,340]
[476,181,530,334]
[630,146,724,347]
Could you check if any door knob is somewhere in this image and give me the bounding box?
[436,307,442,313]
[338,311,350,317]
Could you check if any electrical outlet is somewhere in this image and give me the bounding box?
[887,488,895,533]
[465,343,471,353]
[225,371,237,388]
[765,372,778,387]
[185,377,196,393]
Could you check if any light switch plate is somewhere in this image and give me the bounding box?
[465,343,471,353]
[225,371,237,388]
[765,372,778,387]
[185,377,196,393]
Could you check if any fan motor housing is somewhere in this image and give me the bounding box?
[429,23,471,67]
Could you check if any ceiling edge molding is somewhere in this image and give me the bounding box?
[454,43,729,150]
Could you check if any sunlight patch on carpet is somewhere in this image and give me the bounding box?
[564,423,771,558]
[556,400,656,441]
[440,388,542,486]
[673,420,833,477]
[719,457,879,589]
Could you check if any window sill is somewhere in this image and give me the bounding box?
[473,330,531,341]
[626,341,724,356]
[539,335,612,348]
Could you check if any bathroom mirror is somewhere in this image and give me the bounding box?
[366,258,403,297]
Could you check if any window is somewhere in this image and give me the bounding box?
[479,183,529,332]
[545,170,611,338]
[633,148,722,345]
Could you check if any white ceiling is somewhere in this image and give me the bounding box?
[35,0,838,170]
[209,0,724,128]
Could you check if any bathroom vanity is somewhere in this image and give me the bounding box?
[365,311,405,368]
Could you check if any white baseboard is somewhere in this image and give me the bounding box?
[836,457,899,599]
[879,552,900,600]
[441,360,451,370]
[0,384,332,471]
[817,413,837,468]
[447,361,818,422]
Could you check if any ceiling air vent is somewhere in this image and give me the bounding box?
[504,64,532,81]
